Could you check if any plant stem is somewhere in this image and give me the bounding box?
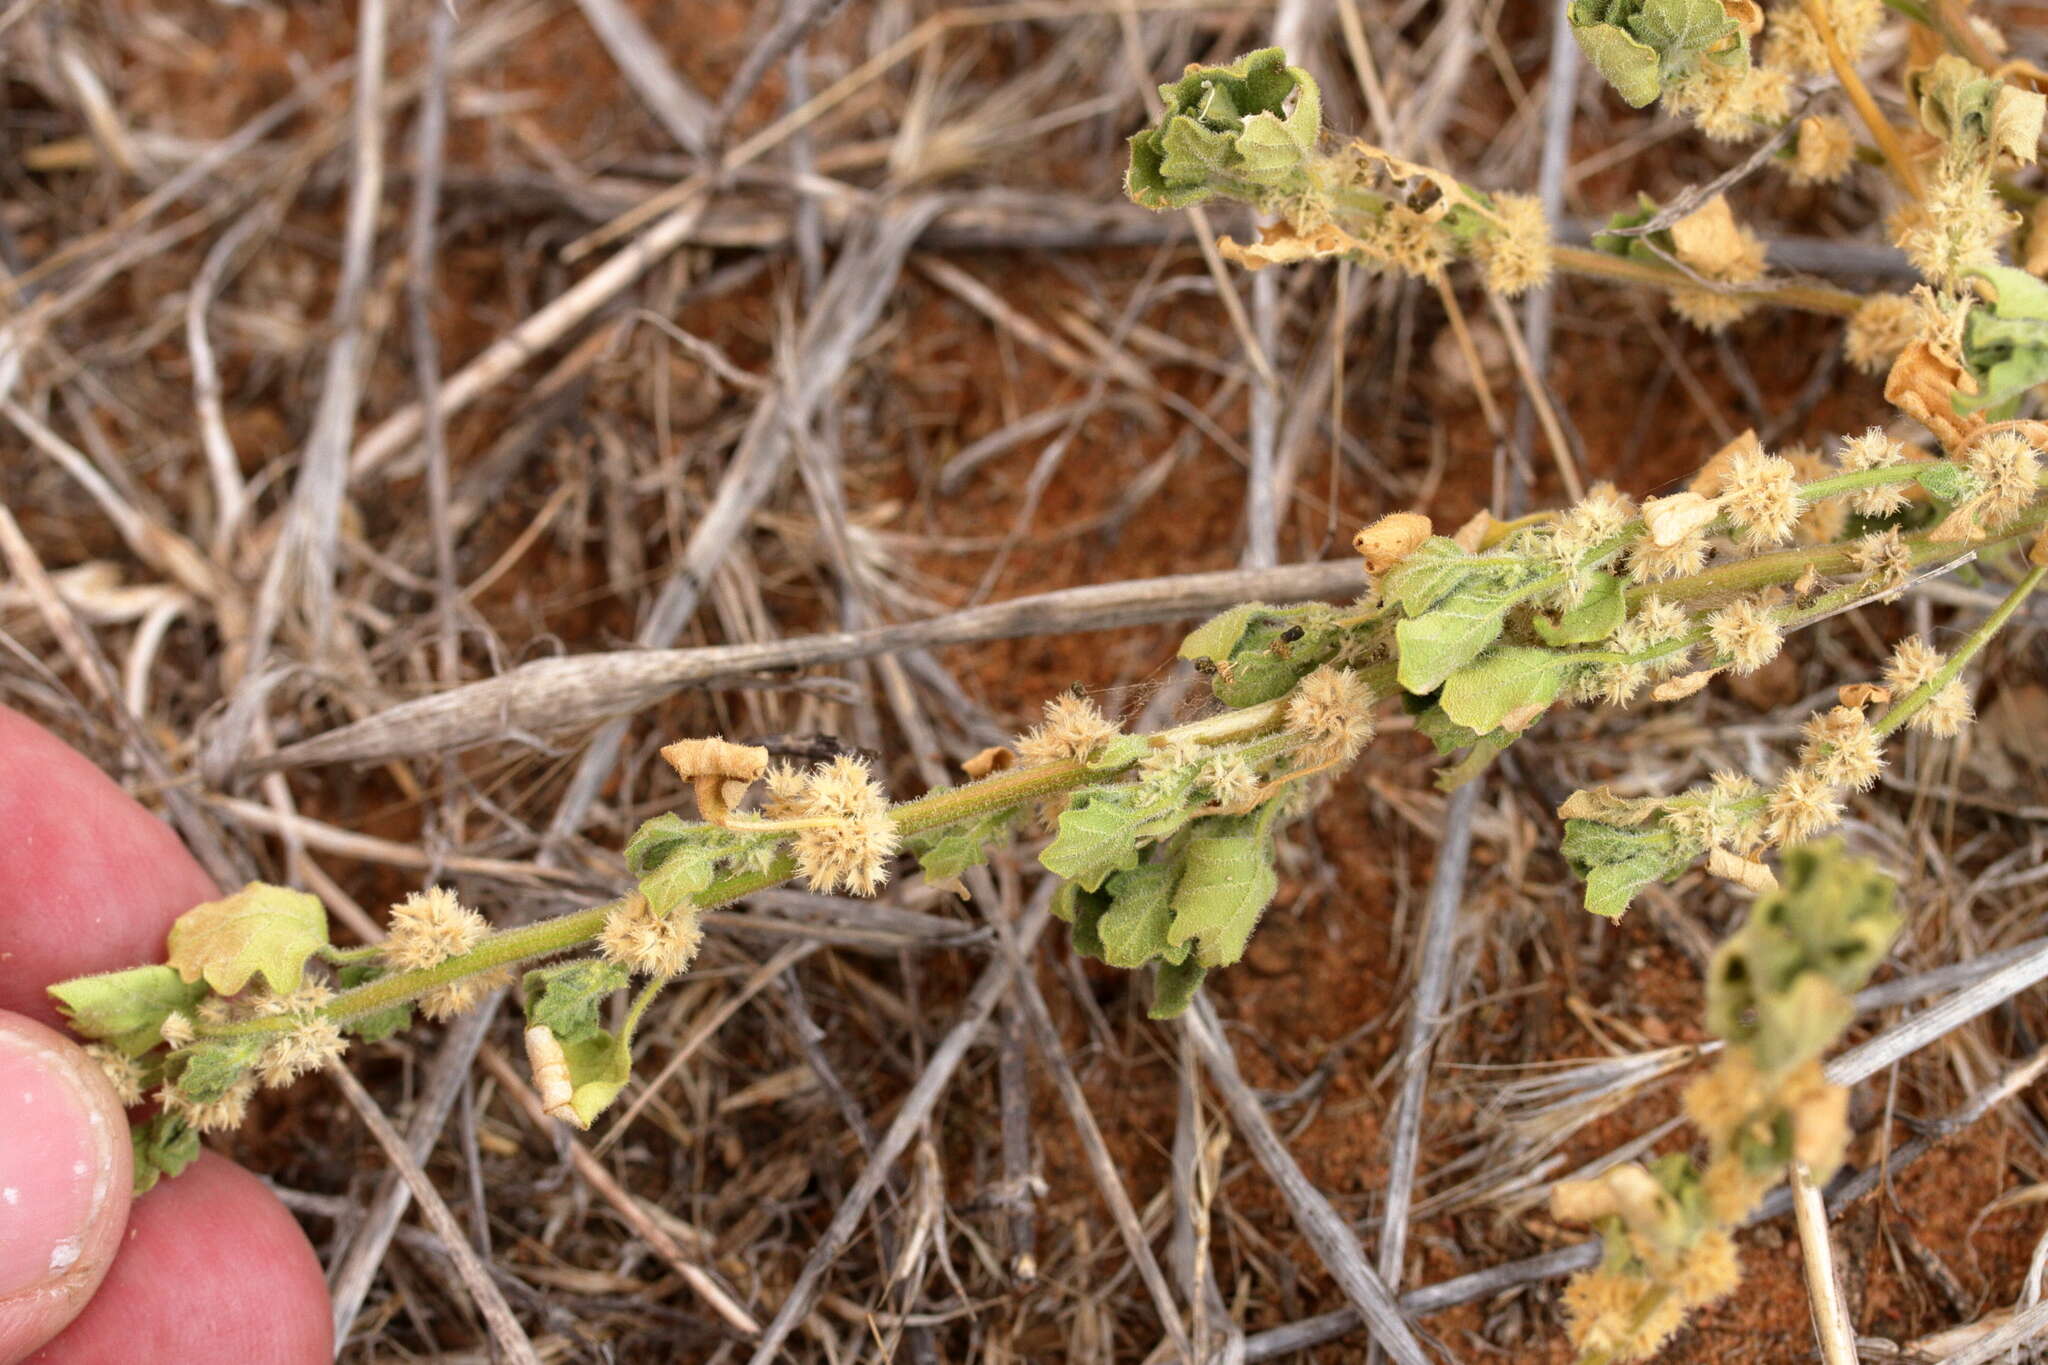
[1803,0,1926,198]
[194,474,2048,1041]
[1551,245,1863,318]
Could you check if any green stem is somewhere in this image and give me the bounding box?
[200,700,1300,1039]
[1876,563,2046,736]
[194,480,2047,1042]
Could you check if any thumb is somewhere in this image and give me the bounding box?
[0,1013,132,1365]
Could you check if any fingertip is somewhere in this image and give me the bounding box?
[0,1013,133,1365]
[0,707,218,1025]
[27,1153,332,1363]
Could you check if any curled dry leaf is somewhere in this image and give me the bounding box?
[661,736,770,784]
[1930,496,1989,543]
[1885,340,1986,451]
[1991,84,2046,165]
[1549,1178,1620,1224]
[1641,491,1721,547]
[1722,0,1763,37]
[2025,202,2048,277]
[1557,785,1666,825]
[1689,429,1763,496]
[1451,509,1494,553]
[1671,196,1757,279]
[525,1024,578,1126]
[1340,139,1473,223]
[2031,526,2048,567]
[1838,682,1891,708]
[1353,511,1433,573]
[962,745,1015,779]
[1708,846,1778,894]
[1652,668,1721,701]
[661,736,771,819]
[1217,220,1373,272]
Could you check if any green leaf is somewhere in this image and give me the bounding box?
[1633,0,1739,63]
[1434,731,1512,791]
[1193,606,1344,708]
[1911,53,2004,146]
[1571,19,1664,105]
[1040,779,1195,892]
[1395,584,1515,694]
[1438,646,1569,733]
[639,842,720,916]
[624,813,690,877]
[165,1035,264,1104]
[1706,840,1901,1067]
[1127,48,1321,210]
[1058,881,1112,961]
[1040,793,1145,891]
[1378,538,1476,617]
[1097,863,1190,969]
[558,1029,634,1129]
[1535,572,1626,646]
[907,808,1017,894]
[625,817,745,914]
[1149,958,1209,1019]
[337,962,414,1043]
[1167,824,1280,967]
[131,1113,201,1196]
[1561,818,1689,919]
[1913,460,1980,503]
[1179,603,1266,665]
[166,882,329,996]
[1570,0,1740,106]
[523,958,632,1045]
[1406,696,1486,755]
[1959,266,2048,413]
[48,965,207,1056]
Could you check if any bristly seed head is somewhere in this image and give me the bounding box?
[1911,680,1975,738]
[160,1010,196,1049]
[1850,527,1913,594]
[1015,694,1122,765]
[599,895,705,978]
[1764,769,1844,845]
[1965,430,2042,528]
[1799,706,1884,791]
[419,967,515,1021]
[787,755,899,896]
[1837,428,1912,516]
[1707,597,1785,674]
[1202,756,1262,807]
[1628,529,1711,583]
[1284,666,1376,765]
[1885,636,1945,692]
[85,1044,147,1106]
[258,1016,348,1088]
[1722,449,1803,549]
[383,887,489,972]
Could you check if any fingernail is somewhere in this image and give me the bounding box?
[0,1024,119,1296]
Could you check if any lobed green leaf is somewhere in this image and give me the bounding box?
[48,965,208,1056]
[165,882,329,996]
[523,959,632,1046]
